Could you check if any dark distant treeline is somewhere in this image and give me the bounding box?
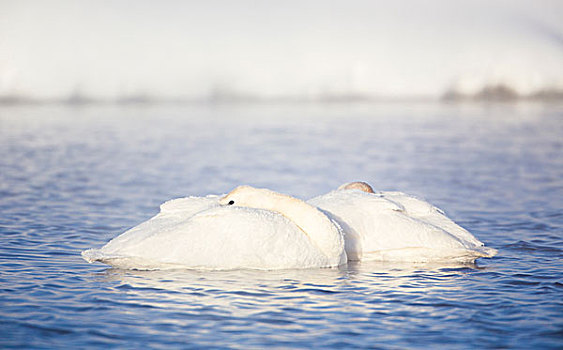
[442,84,563,102]
[1,86,562,106]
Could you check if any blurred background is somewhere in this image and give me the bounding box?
[1,0,562,104]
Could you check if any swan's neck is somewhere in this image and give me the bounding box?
[264,192,345,263]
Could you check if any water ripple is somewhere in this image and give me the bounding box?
[1,104,562,349]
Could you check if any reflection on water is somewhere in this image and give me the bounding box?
[93,260,476,305]
[81,262,481,347]
[1,103,562,348]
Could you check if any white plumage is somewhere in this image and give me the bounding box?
[82,182,496,270]
[82,187,347,270]
[308,184,496,263]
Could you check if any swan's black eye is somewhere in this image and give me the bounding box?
[228,200,235,205]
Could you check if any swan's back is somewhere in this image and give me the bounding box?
[380,192,484,246]
[309,190,496,262]
[91,195,221,253]
[83,195,341,270]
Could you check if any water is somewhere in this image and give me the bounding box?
[1,102,562,348]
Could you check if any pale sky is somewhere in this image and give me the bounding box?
[1,0,562,99]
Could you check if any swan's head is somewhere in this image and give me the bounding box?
[337,181,375,193]
[219,185,273,208]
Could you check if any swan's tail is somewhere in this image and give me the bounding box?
[450,245,497,262]
[81,248,129,264]
[81,248,104,263]
[475,246,498,258]
[446,246,497,262]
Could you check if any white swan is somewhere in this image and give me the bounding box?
[308,182,497,263]
[82,186,347,270]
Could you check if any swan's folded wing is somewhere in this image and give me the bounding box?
[309,190,496,262]
[379,191,484,246]
[98,195,221,253]
[82,205,336,270]
[159,195,221,215]
[309,190,403,212]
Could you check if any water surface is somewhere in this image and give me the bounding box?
[1,103,562,348]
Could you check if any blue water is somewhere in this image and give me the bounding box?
[1,103,562,348]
